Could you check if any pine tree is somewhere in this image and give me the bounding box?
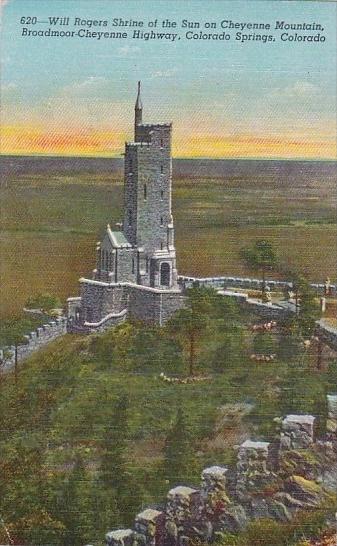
[98,394,143,525]
[212,327,244,372]
[99,395,129,492]
[59,454,94,546]
[163,407,198,487]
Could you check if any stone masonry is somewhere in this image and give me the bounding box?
[236,440,272,500]
[280,414,316,450]
[68,82,183,332]
[0,317,67,372]
[327,395,337,435]
[102,404,337,546]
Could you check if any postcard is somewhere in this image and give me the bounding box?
[0,1,337,545]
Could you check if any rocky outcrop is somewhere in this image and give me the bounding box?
[326,395,337,434]
[285,475,323,508]
[280,415,316,450]
[104,406,337,546]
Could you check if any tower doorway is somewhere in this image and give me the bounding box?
[160,262,170,287]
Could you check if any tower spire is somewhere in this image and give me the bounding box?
[134,81,142,136]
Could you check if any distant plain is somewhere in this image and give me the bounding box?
[0,156,336,319]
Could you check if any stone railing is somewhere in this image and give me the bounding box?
[0,317,68,372]
[69,309,128,334]
[206,290,337,350]
[103,396,337,546]
[178,275,336,297]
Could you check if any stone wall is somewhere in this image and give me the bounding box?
[103,402,337,546]
[70,282,185,332]
[128,285,185,326]
[0,317,68,372]
[79,280,128,324]
[179,275,336,297]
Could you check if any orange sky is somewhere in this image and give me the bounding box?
[2,125,336,159]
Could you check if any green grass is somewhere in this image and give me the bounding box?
[1,293,336,544]
[0,171,336,319]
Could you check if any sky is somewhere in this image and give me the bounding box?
[1,0,336,159]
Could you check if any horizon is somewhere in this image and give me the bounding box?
[1,152,336,163]
[1,0,336,159]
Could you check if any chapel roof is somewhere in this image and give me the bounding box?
[106,225,132,248]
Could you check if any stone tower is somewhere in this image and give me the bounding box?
[68,83,183,331]
[122,81,178,289]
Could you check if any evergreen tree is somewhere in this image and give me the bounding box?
[90,484,120,540]
[163,407,198,487]
[212,327,244,373]
[253,332,276,355]
[98,394,144,525]
[58,454,94,546]
[279,360,309,416]
[99,395,129,492]
[240,240,278,296]
[283,271,320,337]
[167,288,212,376]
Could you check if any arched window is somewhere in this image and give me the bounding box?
[160,262,170,286]
[160,165,164,174]
[160,190,164,200]
[132,257,135,274]
[128,209,132,227]
[160,217,163,226]
[160,139,163,148]
[144,183,147,200]
[146,257,149,273]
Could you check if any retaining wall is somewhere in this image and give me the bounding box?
[104,402,337,546]
[0,317,68,372]
[178,275,336,296]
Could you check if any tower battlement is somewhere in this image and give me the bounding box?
[68,82,183,331]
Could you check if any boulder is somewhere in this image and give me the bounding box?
[106,529,134,546]
[285,475,322,507]
[268,500,292,522]
[281,415,315,450]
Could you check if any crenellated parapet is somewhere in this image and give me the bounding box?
[104,403,337,546]
[0,316,68,373]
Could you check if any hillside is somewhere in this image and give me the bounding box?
[1,291,336,545]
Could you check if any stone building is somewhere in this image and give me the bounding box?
[68,83,184,331]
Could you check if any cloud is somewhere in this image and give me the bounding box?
[2,82,17,92]
[61,76,110,97]
[151,68,178,79]
[271,81,320,99]
[285,81,319,97]
[1,81,18,99]
[117,45,140,57]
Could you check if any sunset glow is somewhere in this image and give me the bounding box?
[1,0,336,159]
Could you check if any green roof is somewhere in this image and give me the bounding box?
[107,227,132,248]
